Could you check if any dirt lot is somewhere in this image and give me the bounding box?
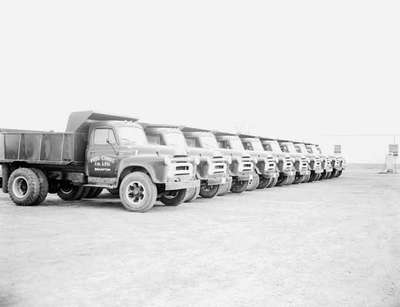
[1,166,399,307]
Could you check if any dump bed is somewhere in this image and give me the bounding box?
[0,130,86,165]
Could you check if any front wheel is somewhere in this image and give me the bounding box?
[266,176,278,188]
[257,177,271,189]
[199,184,219,198]
[160,189,186,206]
[246,173,260,191]
[119,172,156,212]
[231,180,248,193]
[217,180,232,196]
[184,186,200,203]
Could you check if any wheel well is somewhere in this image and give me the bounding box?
[119,166,152,186]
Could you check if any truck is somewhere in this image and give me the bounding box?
[238,134,279,189]
[0,111,199,212]
[180,127,234,196]
[259,138,296,185]
[277,139,310,183]
[305,143,333,180]
[212,131,254,193]
[141,124,229,201]
[294,141,323,181]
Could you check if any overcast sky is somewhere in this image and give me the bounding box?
[1,1,399,163]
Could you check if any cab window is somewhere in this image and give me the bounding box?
[294,145,302,153]
[263,143,272,151]
[242,141,253,150]
[147,134,162,145]
[218,140,231,149]
[280,144,288,152]
[94,128,116,145]
[186,137,199,148]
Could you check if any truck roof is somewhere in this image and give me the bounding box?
[139,123,181,129]
[238,133,261,139]
[213,130,238,137]
[66,111,138,133]
[180,126,212,133]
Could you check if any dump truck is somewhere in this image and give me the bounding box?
[141,124,229,201]
[278,139,310,183]
[212,131,253,193]
[259,138,295,185]
[306,143,333,180]
[0,111,199,212]
[180,127,233,196]
[238,134,279,189]
[294,141,323,181]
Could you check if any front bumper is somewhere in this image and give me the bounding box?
[263,170,279,179]
[236,171,252,181]
[165,179,200,190]
[312,166,323,174]
[298,168,310,176]
[206,174,230,186]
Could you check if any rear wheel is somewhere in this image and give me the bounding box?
[161,189,186,206]
[231,180,248,193]
[199,184,219,198]
[31,168,49,205]
[184,186,200,202]
[8,168,41,206]
[119,172,156,212]
[57,183,85,201]
[246,173,260,191]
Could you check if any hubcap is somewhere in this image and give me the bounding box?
[12,176,28,198]
[126,181,146,204]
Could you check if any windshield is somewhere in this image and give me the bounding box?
[117,126,148,145]
[199,133,219,149]
[297,143,308,154]
[251,139,264,151]
[264,141,281,153]
[315,146,322,154]
[230,136,245,151]
[163,131,187,151]
[282,142,297,153]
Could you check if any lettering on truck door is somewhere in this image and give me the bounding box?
[87,128,119,178]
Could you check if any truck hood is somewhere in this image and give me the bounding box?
[121,144,187,157]
[187,147,222,158]
[218,148,249,158]
[245,150,273,160]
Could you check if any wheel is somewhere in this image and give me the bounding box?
[8,168,41,206]
[87,187,103,198]
[266,176,278,188]
[184,186,200,202]
[246,173,260,191]
[107,188,119,197]
[276,174,287,186]
[57,183,85,201]
[257,177,271,189]
[309,172,318,182]
[199,184,219,198]
[31,168,49,205]
[302,174,311,183]
[293,175,306,184]
[217,180,232,196]
[337,170,343,177]
[230,180,248,193]
[160,189,186,206]
[119,172,156,212]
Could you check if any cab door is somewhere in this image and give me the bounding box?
[87,127,119,178]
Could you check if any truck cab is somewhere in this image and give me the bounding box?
[238,134,279,189]
[294,142,323,182]
[212,132,253,193]
[278,140,311,183]
[0,111,199,212]
[259,138,296,185]
[306,143,333,180]
[142,124,228,201]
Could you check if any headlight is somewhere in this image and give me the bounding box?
[163,156,172,165]
[252,157,258,164]
[206,156,212,165]
[306,158,311,163]
[275,157,279,163]
[226,156,232,164]
[291,158,295,162]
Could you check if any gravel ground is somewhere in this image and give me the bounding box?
[1,166,399,307]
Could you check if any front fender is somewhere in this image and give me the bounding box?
[117,155,167,184]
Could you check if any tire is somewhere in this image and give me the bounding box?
[257,177,270,189]
[309,172,318,182]
[31,168,49,205]
[86,187,103,198]
[231,180,248,193]
[8,168,41,206]
[276,174,287,186]
[337,170,343,177]
[246,173,260,191]
[266,176,278,188]
[119,172,156,212]
[160,189,186,206]
[302,174,311,183]
[199,184,219,198]
[184,186,200,202]
[293,175,306,184]
[217,180,232,196]
[57,183,85,201]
